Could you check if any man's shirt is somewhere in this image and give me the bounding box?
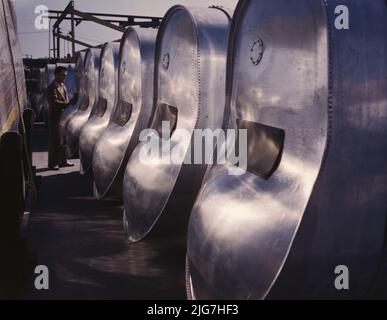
[47,80,69,113]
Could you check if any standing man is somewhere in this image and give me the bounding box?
[46,66,74,170]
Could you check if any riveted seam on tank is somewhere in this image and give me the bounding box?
[184,8,202,129]
[196,29,202,129]
[317,0,334,179]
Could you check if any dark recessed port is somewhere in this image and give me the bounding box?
[114,100,133,126]
[94,97,108,117]
[78,95,90,111]
[237,119,285,180]
[152,103,178,139]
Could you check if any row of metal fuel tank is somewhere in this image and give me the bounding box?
[0,0,36,246]
[56,0,386,299]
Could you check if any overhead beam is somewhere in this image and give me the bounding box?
[71,9,126,32]
[48,16,160,26]
[54,33,93,48]
[71,10,75,56]
[52,1,74,29]
[49,9,162,21]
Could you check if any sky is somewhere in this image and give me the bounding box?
[14,0,239,58]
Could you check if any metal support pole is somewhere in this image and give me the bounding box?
[52,27,56,59]
[70,1,75,56]
[56,28,60,58]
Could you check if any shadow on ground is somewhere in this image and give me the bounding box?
[2,123,187,300]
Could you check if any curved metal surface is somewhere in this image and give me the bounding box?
[186,0,387,299]
[122,6,232,242]
[59,53,85,145]
[41,63,56,123]
[32,68,47,120]
[0,0,28,234]
[93,27,157,199]
[0,0,26,136]
[7,0,16,30]
[45,64,56,86]
[38,68,46,90]
[66,48,101,158]
[79,42,120,174]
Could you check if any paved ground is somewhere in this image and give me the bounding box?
[14,124,186,300]
[4,124,387,300]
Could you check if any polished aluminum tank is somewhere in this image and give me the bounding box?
[93,27,157,199]
[59,53,86,146]
[41,63,56,123]
[45,64,56,86]
[38,68,46,90]
[66,48,101,158]
[0,0,27,135]
[31,68,46,121]
[0,0,28,235]
[122,6,232,242]
[79,42,120,174]
[7,0,16,29]
[186,0,387,299]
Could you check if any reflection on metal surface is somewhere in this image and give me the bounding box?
[45,64,56,87]
[92,27,157,199]
[32,68,47,121]
[0,0,26,135]
[122,6,232,242]
[79,42,120,174]
[59,53,85,146]
[0,0,28,233]
[39,64,56,123]
[66,48,101,158]
[186,0,387,299]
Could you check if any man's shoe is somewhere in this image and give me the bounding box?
[59,162,75,168]
[49,166,59,171]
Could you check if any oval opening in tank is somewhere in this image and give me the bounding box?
[237,119,285,180]
[113,100,133,127]
[152,103,178,139]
